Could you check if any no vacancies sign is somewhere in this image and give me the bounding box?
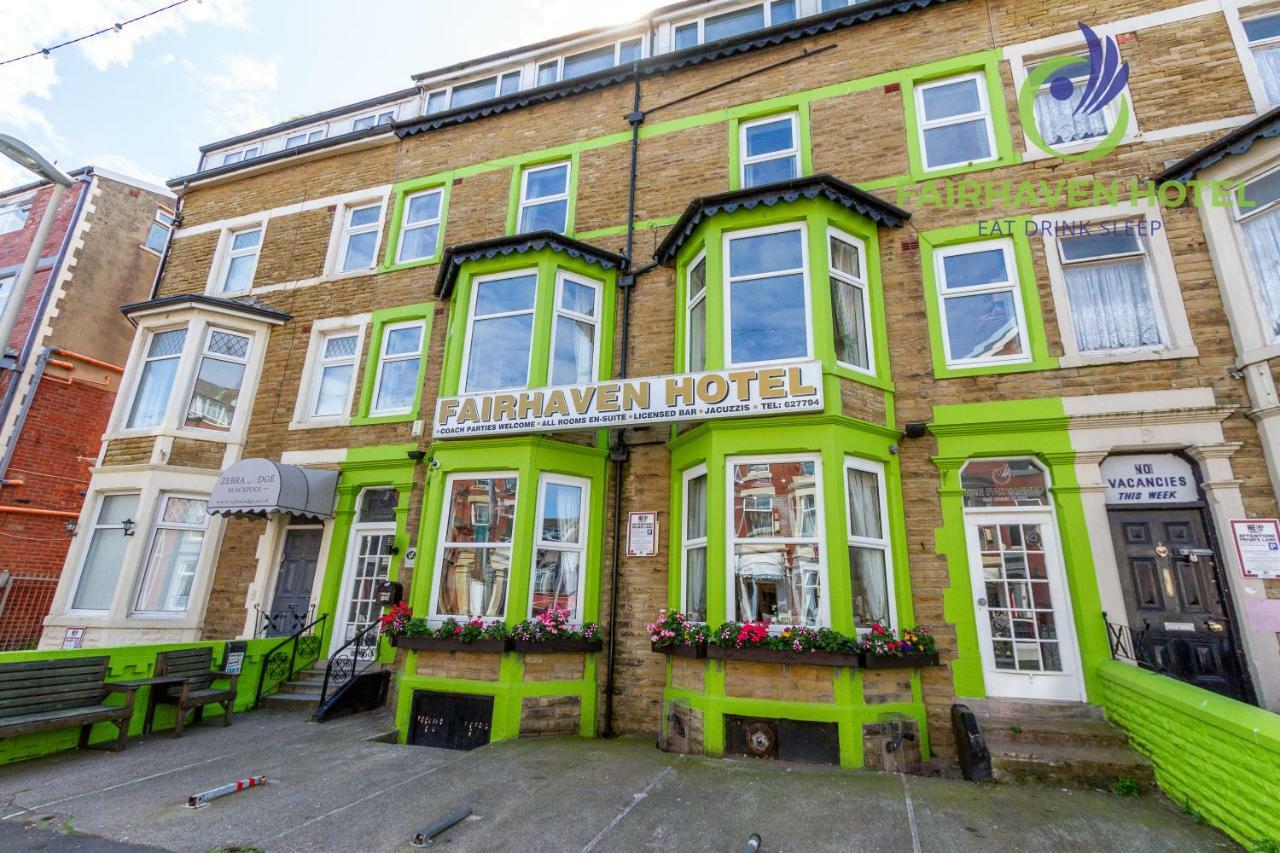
[434,361,823,438]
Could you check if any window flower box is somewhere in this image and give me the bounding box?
[650,641,707,659]
[859,651,940,670]
[390,635,509,654]
[512,637,604,654]
[706,644,859,667]
[508,609,600,654]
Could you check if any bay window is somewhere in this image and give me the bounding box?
[730,456,824,628]
[370,320,424,416]
[1236,167,1280,340]
[845,458,892,630]
[549,273,600,386]
[463,271,537,392]
[828,229,871,372]
[432,475,518,619]
[126,328,187,429]
[725,225,810,366]
[531,475,589,620]
[934,239,1029,367]
[914,73,997,171]
[682,466,708,621]
[740,113,800,188]
[685,253,707,372]
[133,494,208,614]
[1056,228,1163,353]
[183,328,250,432]
[517,162,571,234]
[70,493,139,611]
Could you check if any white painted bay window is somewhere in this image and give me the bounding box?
[685,252,707,372]
[725,225,810,366]
[432,475,518,619]
[549,273,600,385]
[915,73,996,171]
[371,321,424,416]
[517,162,571,234]
[1056,229,1163,354]
[530,475,589,620]
[729,456,824,628]
[133,494,209,615]
[183,328,251,432]
[845,458,892,630]
[70,493,140,611]
[462,271,537,392]
[126,328,188,429]
[740,113,799,188]
[396,188,444,263]
[828,229,871,372]
[935,239,1029,367]
[1236,167,1280,340]
[682,466,708,621]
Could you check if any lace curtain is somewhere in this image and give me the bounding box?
[685,474,707,620]
[1242,208,1280,338]
[847,468,888,628]
[1033,86,1107,146]
[1063,259,1162,352]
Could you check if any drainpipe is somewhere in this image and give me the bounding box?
[603,41,649,739]
[150,186,185,300]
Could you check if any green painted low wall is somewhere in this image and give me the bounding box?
[0,638,311,766]
[1098,660,1280,847]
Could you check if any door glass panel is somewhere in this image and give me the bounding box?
[980,522,1062,672]
[345,531,393,651]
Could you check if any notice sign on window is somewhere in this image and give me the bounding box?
[434,362,823,438]
[1231,519,1280,579]
[627,512,658,557]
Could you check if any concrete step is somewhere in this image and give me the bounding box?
[260,691,321,712]
[990,740,1155,792]
[960,697,1106,722]
[980,715,1132,750]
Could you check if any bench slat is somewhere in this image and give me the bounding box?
[0,657,108,677]
[0,671,113,696]
[0,704,129,737]
[0,682,107,704]
[0,661,109,685]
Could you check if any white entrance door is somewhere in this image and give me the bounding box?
[330,522,395,656]
[965,512,1083,701]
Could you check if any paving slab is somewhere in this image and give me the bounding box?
[0,710,1237,852]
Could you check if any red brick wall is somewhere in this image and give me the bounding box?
[0,181,84,353]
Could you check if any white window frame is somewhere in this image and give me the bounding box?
[427,471,520,623]
[528,473,591,621]
[844,456,895,633]
[722,221,813,368]
[143,207,175,255]
[131,492,210,617]
[65,491,141,615]
[739,112,800,188]
[352,110,396,132]
[285,127,327,149]
[684,250,708,372]
[459,267,539,394]
[672,1,795,49]
[328,198,387,276]
[1040,202,1194,366]
[369,319,425,417]
[1232,161,1280,344]
[209,223,265,295]
[934,238,1031,369]
[536,37,648,86]
[0,194,32,234]
[913,72,999,172]
[121,324,191,434]
[292,316,369,428]
[221,146,259,166]
[725,452,829,628]
[681,464,709,622]
[181,326,252,435]
[547,271,602,386]
[427,71,522,113]
[1227,1,1280,113]
[827,226,874,376]
[395,187,445,264]
[517,161,572,234]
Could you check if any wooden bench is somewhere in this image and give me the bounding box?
[0,656,136,751]
[149,647,238,737]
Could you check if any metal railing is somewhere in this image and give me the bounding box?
[0,574,58,651]
[1104,615,1150,666]
[252,602,317,639]
[254,613,327,708]
[319,620,381,707]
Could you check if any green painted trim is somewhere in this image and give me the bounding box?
[352,302,435,425]
[574,215,680,241]
[437,248,616,398]
[726,100,813,191]
[505,152,581,236]
[931,398,1106,703]
[671,194,894,394]
[901,50,1020,182]
[397,435,609,744]
[918,219,1057,379]
[382,177,452,272]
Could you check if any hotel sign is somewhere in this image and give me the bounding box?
[434,361,823,438]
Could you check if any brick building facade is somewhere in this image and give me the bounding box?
[39,0,1280,767]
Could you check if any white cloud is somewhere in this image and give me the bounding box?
[201,53,280,136]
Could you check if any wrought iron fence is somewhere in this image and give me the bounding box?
[252,602,317,639]
[254,613,327,707]
[319,621,381,708]
[0,574,59,651]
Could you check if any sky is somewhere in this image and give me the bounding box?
[0,0,663,190]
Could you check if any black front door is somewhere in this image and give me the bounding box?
[266,528,323,637]
[1108,508,1250,701]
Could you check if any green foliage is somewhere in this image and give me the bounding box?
[1248,840,1280,853]
[1112,777,1139,797]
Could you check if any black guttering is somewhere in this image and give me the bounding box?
[120,293,292,323]
[167,123,393,188]
[1156,106,1280,183]
[654,174,911,265]
[434,232,627,298]
[399,0,951,140]
[198,87,420,153]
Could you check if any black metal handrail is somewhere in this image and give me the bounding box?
[1104,612,1153,668]
[318,620,382,707]
[254,612,327,708]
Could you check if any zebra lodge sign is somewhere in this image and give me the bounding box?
[434,362,824,438]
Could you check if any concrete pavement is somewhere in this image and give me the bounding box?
[0,710,1235,852]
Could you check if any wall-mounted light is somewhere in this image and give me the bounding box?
[406,449,427,463]
[121,518,136,536]
[902,422,930,440]
[64,519,77,537]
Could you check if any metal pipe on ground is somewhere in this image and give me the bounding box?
[411,806,472,847]
[185,775,266,809]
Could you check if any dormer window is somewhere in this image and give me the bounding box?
[674,1,795,49]
[221,146,259,166]
[285,128,326,149]
[352,110,395,131]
